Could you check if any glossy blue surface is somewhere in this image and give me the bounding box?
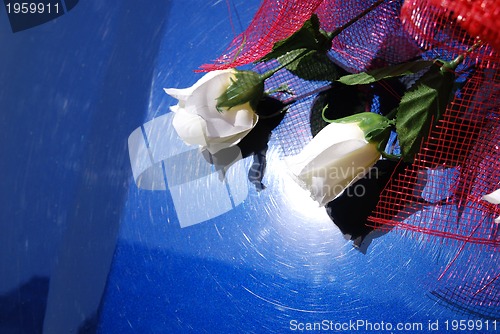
[0,1,493,333]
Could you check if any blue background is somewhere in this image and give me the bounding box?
[0,0,494,333]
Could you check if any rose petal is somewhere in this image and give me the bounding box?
[298,139,367,175]
[163,69,234,102]
[164,87,193,102]
[297,141,380,205]
[204,103,257,138]
[285,122,365,175]
[482,188,500,204]
[171,108,207,147]
[204,129,255,154]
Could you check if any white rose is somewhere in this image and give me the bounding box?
[286,121,382,206]
[164,69,258,154]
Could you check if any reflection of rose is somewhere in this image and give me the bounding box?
[286,121,381,206]
[164,69,258,154]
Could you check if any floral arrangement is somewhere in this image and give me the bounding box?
[164,0,485,243]
[129,0,499,319]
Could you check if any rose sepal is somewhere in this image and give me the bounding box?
[216,70,265,111]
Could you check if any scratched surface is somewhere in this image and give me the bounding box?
[0,0,491,333]
[99,1,479,333]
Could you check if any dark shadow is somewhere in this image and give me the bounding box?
[238,96,288,158]
[309,76,407,137]
[325,160,410,253]
[310,82,367,137]
[0,276,49,334]
[241,97,287,190]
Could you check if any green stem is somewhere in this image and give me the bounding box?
[321,104,333,123]
[326,0,386,40]
[230,34,247,64]
[440,40,483,73]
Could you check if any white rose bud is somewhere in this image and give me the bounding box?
[286,112,392,206]
[164,69,259,154]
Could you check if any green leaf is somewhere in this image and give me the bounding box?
[396,64,455,162]
[216,70,264,111]
[259,14,331,63]
[337,60,434,85]
[277,49,338,81]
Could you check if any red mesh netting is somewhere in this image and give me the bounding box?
[202,0,499,318]
[369,67,500,246]
[201,0,422,73]
[368,0,500,318]
[200,0,324,71]
[408,0,500,55]
[400,0,499,68]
